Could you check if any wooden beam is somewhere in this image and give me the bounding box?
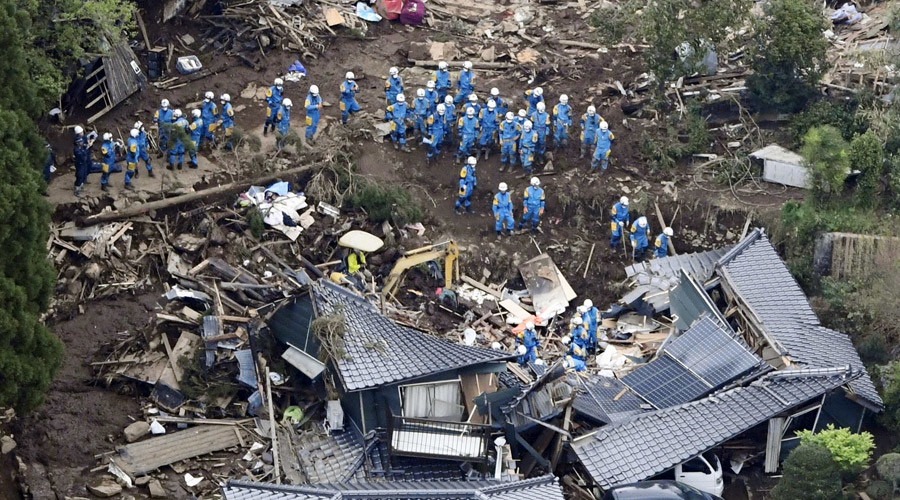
[134,7,152,50]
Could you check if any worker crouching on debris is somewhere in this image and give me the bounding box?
[516,321,540,365]
[498,112,520,172]
[135,121,154,178]
[610,196,629,248]
[263,78,284,136]
[188,109,203,168]
[304,85,322,141]
[654,227,674,258]
[492,182,514,236]
[275,99,293,151]
[168,109,187,170]
[630,216,650,261]
[455,156,477,214]
[387,94,410,152]
[591,121,614,171]
[219,94,235,150]
[336,248,371,291]
[564,355,586,371]
[340,72,361,124]
[517,176,544,234]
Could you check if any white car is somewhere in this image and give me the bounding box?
[674,451,724,496]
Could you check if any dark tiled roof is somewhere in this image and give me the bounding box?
[716,229,882,410]
[572,374,646,425]
[621,248,728,311]
[312,282,514,391]
[572,367,860,488]
[295,426,367,483]
[222,475,565,500]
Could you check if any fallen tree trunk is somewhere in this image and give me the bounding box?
[81,163,319,226]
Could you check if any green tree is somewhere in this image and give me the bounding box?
[797,424,874,475]
[849,131,884,207]
[748,0,829,112]
[876,453,900,499]
[882,361,900,432]
[0,0,63,412]
[800,125,851,203]
[771,444,843,500]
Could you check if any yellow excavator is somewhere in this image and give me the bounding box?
[382,240,460,298]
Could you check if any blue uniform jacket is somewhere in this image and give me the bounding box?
[413,97,429,118]
[220,103,235,128]
[340,80,357,101]
[266,86,283,109]
[456,69,475,92]
[523,185,545,211]
[553,103,571,127]
[493,191,513,217]
[385,75,403,101]
[276,106,291,134]
[434,69,450,90]
[499,120,521,142]
[458,164,476,196]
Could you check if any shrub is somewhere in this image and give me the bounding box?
[876,453,900,495]
[246,207,265,239]
[796,424,874,476]
[771,443,843,500]
[850,131,884,208]
[347,180,422,226]
[790,99,864,148]
[881,362,900,433]
[639,105,710,172]
[866,480,892,500]
[800,126,851,203]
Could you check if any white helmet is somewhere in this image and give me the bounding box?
[638,217,647,228]
[491,87,499,97]
[438,61,448,70]
[437,103,446,114]
[537,101,546,112]
[583,299,593,308]
[221,94,231,102]
[161,99,170,108]
[530,176,540,186]
[570,315,582,325]
[491,341,502,350]
[444,96,453,105]
[525,321,535,330]
[173,109,183,118]
[560,94,568,104]
[587,105,596,115]
[499,182,508,192]
[204,91,214,100]
[518,109,527,118]
[469,93,477,102]
[389,66,399,76]
[487,99,496,109]
[523,120,533,130]
[426,80,435,90]
[466,107,475,116]
[102,132,112,141]
[346,71,355,80]
[417,88,425,98]
[505,112,514,121]
[130,128,139,138]
[463,61,473,70]
[620,196,629,206]
[467,156,477,166]
[534,87,543,97]
[517,345,527,355]
[191,109,201,118]
[664,227,674,237]
[599,121,609,131]
[74,125,84,134]
[397,94,406,102]
[283,98,293,108]
[310,85,319,95]
[561,335,572,345]
[274,77,284,87]
[577,306,588,314]
[133,121,143,130]
[534,358,545,366]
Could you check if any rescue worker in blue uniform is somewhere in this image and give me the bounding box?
[530,101,550,160]
[478,99,499,160]
[124,128,140,189]
[218,94,236,150]
[304,85,322,141]
[454,61,475,104]
[134,121,154,177]
[630,216,650,261]
[564,354,586,371]
[434,61,451,102]
[523,86,544,115]
[519,121,538,173]
[385,66,403,105]
[516,321,540,365]
[442,96,456,146]
[99,132,117,191]
[580,105,600,159]
[168,109,187,170]
[154,98,173,156]
[552,94,572,149]
[610,196,629,248]
[413,88,430,139]
[340,72,361,124]
[275,98,293,150]
[387,94,410,152]
[426,103,447,161]
[515,109,528,129]
[492,182,514,236]
[188,109,203,168]
[201,91,218,146]
[73,126,91,196]
[517,176,544,233]
[498,112,520,172]
[580,299,600,351]
[591,120,614,171]
[490,87,506,116]
[465,93,480,117]
[424,80,439,113]
[264,78,284,136]
[569,316,589,353]
[654,227,674,258]
[457,107,479,160]
[455,156,477,214]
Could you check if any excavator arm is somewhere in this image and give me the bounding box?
[382,241,459,298]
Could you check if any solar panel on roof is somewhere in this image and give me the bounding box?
[664,317,760,387]
[621,355,710,408]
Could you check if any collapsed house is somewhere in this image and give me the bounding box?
[568,228,882,491]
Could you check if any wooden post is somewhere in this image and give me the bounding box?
[265,367,281,484]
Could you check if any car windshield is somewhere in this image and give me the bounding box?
[678,482,713,500]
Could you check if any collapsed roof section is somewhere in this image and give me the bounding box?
[310,281,514,392]
[620,248,728,313]
[572,367,861,489]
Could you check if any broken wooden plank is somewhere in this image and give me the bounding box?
[109,425,245,479]
[461,275,503,299]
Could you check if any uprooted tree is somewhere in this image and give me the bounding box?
[0,0,63,412]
